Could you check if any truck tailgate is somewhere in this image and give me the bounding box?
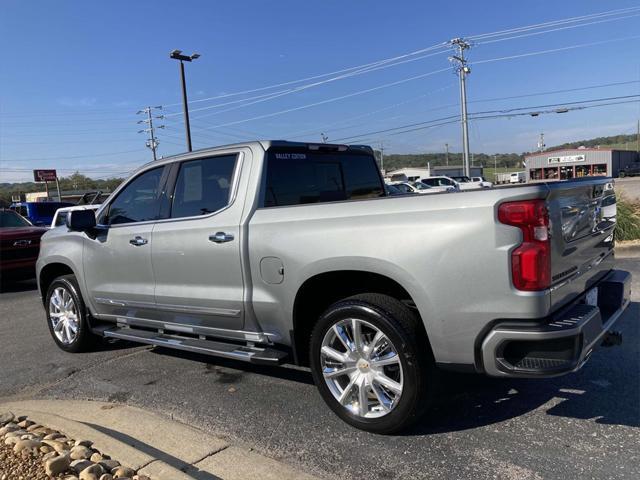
[546,178,616,310]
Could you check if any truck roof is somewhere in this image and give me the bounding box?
[137,140,374,172]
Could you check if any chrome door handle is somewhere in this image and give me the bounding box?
[209,232,234,243]
[129,236,148,246]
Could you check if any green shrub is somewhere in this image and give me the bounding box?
[616,197,640,241]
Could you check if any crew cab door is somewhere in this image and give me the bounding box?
[151,151,246,330]
[84,165,171,316]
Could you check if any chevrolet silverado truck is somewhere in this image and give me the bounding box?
[36,141,632,433]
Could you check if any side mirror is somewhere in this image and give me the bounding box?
[66,209,96,231]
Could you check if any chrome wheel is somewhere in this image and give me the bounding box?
[320,318,403,419]
[49,286,79,345]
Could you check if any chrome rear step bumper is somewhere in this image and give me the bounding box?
[98,327,288,366]
[480,269,632,377]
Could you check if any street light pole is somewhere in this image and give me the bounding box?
[170,50,200,152]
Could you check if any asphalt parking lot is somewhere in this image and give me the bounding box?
[1,257,638,480]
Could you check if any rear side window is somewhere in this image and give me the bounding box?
[264,151,383,207]
[171,154,238,218]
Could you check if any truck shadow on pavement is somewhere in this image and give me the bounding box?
[152,300,638,436]
[407,301,640,435]
[83,422,222,480]
[0,279,38,293]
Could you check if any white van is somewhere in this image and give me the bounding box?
[509,171,526,184]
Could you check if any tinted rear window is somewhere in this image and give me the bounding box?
[264,151,383,207]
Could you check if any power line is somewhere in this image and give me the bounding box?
[165,49,451,121]
[188,33,640,135]
[467,6,640,41]
[2,149,145,163]
[332,94,640,142]
[474,35,640,66]
[475,12,640,46]
[161,43,450,108]
[192,67,452,132]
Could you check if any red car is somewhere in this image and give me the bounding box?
[0,209,48,283]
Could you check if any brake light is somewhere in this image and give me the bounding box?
[498,199,551,291]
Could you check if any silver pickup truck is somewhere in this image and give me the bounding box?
[37,141,632,433]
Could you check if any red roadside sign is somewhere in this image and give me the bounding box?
[33,169,57,182]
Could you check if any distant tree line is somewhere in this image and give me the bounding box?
[0,172,124,206]
[1,133,637,206]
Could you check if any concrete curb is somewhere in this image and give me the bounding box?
[0,399,319,480]
[616,241,640,258]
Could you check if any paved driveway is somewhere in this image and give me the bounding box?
[1,257,638,480]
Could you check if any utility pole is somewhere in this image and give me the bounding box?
[636,119,639,153]
[449,38,472,177]
[379,141,385,173]
[538,132,546,152]
[445,143,449,166]
[321,133,329,143]
[170,50,200,152]
[137,106,165,161]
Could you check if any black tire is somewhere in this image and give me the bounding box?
[45,274,96,353]
[309,293,439,434]
[619,172,626,178]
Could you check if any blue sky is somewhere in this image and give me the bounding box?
[2,0,640,182]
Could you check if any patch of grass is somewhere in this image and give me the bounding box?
[616,196,640,241]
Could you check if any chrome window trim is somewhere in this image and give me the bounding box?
[154,151,244,225]
[97,151,244,229]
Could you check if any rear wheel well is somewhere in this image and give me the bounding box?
[39,263,75,304]
[292,271,427,366]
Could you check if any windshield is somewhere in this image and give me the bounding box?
[452,176,471,182]
[412,182,431,190]
[0,210,32,227]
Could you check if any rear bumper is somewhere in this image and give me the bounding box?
[480,269,632,377]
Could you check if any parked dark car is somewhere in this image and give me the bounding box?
[9,201,74,226]
[0,209,48,282]
[619,163,640,178]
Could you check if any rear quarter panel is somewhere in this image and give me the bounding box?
[248,185,553,365]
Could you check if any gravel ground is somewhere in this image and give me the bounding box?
[0,442,48,480]
[0,257,638,480]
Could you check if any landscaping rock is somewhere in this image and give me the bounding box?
[16,420,34,429]
[80,463,105,480]
[43,451,58,461]
[99,475,114,480]
[70,445,93,460]
[111,466,135,478]
[13,438,42,453]
[70,459,93,473]
[0,425,20,436]
[44,432,64,440]
[90,452,104,462]
[75,439,93,448]
[99,459,120,471]
[0,412,14,426]
[45,454,71,476]
[43,439,71,453]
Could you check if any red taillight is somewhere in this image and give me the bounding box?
[498,199,550,291]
